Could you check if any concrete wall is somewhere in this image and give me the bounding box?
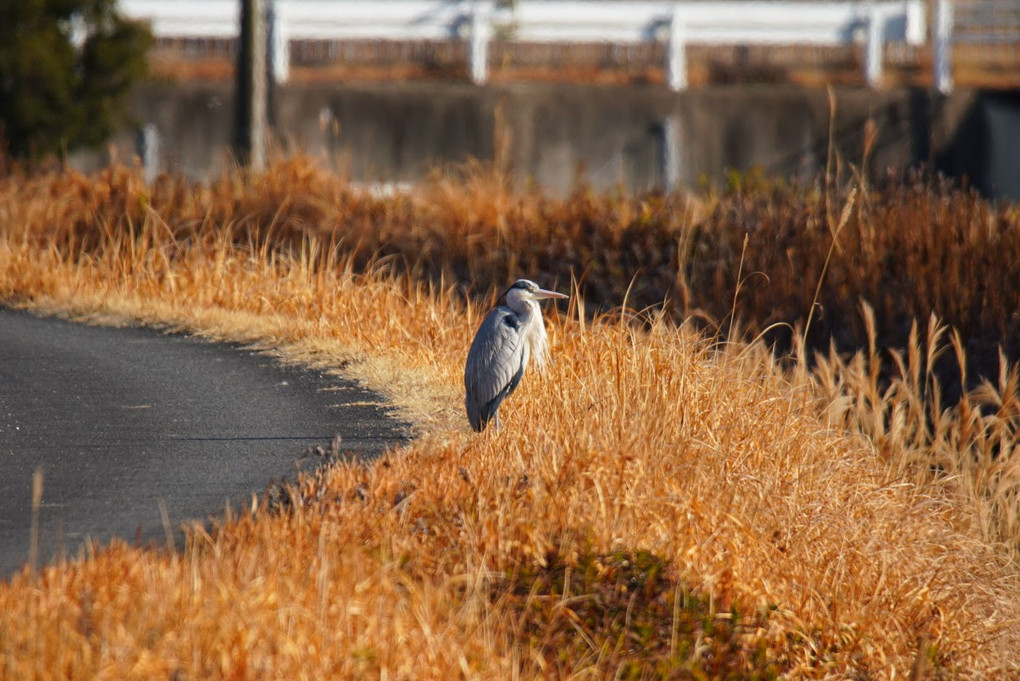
[76,80,1009,197]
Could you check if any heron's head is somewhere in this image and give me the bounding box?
[503,279,568,312]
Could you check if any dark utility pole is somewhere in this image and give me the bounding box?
[235,0,268,171]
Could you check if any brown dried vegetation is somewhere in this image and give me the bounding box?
[1,160,1020,677]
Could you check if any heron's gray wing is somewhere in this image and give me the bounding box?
[464,308,526,431]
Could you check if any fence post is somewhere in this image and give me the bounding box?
[905,0,926,45]
[235,0,268,171]
[138,123,160,184]
[934,0,954,94]
[470,2,492,85]
[667,6,687,91]
[660,115,682,190]
[268,1,289,83]
[865,8,884,87]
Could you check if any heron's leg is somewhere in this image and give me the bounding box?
[494,412,501,433]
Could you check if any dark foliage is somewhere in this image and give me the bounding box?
[498,547,782,678]
[0,0,152,161]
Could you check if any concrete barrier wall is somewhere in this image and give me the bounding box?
[76,80,1007,197]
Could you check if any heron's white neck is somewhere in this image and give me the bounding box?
[506,295,551,372]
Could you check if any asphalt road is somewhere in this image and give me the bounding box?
[0,307,407,577]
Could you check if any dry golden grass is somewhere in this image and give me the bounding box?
[1,162,1020,677]
[15,158,1019,380]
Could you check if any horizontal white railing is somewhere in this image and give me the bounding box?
[119,0,927,90]
[931,0,1020,94]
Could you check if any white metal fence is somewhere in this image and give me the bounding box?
[933,0,1020,94]
[120,0,927,90]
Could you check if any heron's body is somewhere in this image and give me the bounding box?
[464,279,567,432]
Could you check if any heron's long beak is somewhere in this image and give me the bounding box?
[533,288,569,301]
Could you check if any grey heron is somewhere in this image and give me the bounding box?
[464,279,568,432]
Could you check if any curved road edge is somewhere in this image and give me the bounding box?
[0,307,409,577]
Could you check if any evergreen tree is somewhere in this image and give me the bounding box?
[0,0,152,160]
